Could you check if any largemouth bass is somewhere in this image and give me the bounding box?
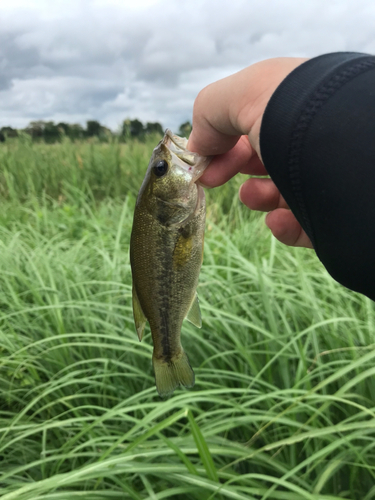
[130,129,210,397]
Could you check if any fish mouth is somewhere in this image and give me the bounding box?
[162,129,211,183]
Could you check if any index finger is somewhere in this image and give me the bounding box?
[199,135,266,188]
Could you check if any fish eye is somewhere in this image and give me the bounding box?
[153,160,168,177]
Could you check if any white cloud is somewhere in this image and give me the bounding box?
[0,0,374,131]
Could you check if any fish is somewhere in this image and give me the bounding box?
[130,129,211,397]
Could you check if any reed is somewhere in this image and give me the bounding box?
[0,138,374,498]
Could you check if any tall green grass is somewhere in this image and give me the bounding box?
[0,139,375,498]
[0,135,157,202]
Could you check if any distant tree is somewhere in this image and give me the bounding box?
[178,121,192,138]
[43,121,60,143]
[129,119,144,138]
[145,122,163,136]
[121,118,147,141]
[56,122,85,141]
[100,126,113,141]
[69,124,85,140]
[0,126,18,139]
[25,121,44,139]
[86,120,102,137]
[0,131,5,142]
[24,121,62,143]
[56,122,71,136]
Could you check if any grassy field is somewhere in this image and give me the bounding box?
[1,136,375,499]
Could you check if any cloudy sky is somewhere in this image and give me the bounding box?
[1,0,374,132]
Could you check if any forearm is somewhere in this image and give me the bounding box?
[260,52,375,300]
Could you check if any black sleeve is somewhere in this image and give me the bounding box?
[260,52,375,301]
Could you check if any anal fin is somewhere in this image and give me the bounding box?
[185,293,202,328]
[132,285,147,341]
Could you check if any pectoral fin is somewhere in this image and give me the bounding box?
[185,293,202,328]
[132,285,147,341]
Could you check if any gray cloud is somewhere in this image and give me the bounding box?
[0,0,375,131]
[0,31,42,90]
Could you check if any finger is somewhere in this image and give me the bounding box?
[265,209,313,248]
[188,124,240,157]
[199,135,256,187]
[187,82,244,156]
[240,154,267,176]
[239,178,289,211]
[188,58,308,158]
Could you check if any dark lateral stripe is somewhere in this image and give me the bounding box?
[156,230,173,361]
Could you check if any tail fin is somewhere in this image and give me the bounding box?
[153,349,195,398]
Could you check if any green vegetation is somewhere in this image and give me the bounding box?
[0,118,179,144]
[0,136,375,499]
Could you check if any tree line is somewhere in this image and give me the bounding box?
[0,119,192,143]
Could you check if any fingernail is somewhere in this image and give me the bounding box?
[238,184,244,203]
[197,180,212,189]
[265,212,272,227]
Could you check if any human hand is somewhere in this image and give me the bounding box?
[187,57,313,249]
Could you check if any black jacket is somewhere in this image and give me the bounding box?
[260,52,375,301]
